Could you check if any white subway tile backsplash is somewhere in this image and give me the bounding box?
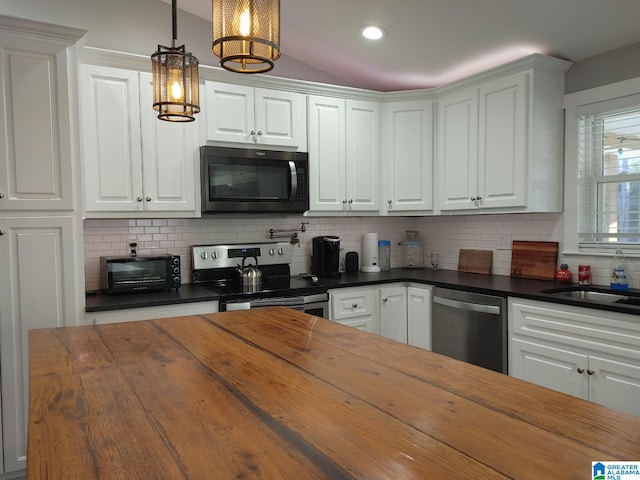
[83,212,637,292]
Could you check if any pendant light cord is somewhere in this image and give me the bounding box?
[172,0,178,48]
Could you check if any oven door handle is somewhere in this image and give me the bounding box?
[433,296,501,315]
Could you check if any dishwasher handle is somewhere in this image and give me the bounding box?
[433,295,501,315]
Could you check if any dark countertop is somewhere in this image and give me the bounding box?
[86,268,640,317]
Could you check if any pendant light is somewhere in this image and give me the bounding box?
[212,0,280,73]
[151,0,200,122]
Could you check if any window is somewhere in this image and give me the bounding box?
[578,106,640,246]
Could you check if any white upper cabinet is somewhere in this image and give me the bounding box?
[204,81,307,150]
[382,100,434,214]
[80,65,198,216]
[0,21,83,211]
[308,95,380,213]
[437,56,570,214]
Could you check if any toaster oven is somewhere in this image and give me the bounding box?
[100,255,181,293]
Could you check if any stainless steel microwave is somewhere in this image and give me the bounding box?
[200,146,309,214]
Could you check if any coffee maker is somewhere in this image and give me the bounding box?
[311,236,341,277]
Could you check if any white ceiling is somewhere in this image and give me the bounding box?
[172,0,640,91]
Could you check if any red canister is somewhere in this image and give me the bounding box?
[578,265,592,286]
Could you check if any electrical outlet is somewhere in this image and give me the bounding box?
[497,233,512,250]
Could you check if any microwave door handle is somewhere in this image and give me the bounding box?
[288,161,297,201]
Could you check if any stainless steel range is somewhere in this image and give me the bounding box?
[191,242,329,317]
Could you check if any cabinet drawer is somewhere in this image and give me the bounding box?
[509,298,640,356]
[330,288,376,320]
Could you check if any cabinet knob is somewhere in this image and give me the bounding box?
[387,200,392,205]
[348,199,353,204]
[342,199,347,204]
[0,192,4,198]
[250,130,256,136]
[577,367,585,374]
[352,303,358,308]
[137,197,143,202]
[146,197,152,202]
[587,369,595,375]
[476,196,482,201]
[0,229,5,235]
[382,297,388,303]
[257,130,263,136]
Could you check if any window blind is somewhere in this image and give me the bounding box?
[578,106,640,246]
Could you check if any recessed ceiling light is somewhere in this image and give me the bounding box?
[360,25,386,41]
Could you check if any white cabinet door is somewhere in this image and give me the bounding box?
[478,73,527,209]
[407,286,431,350]
[383,100,434,213]
[139,73,197,212]
[308,96,380,213]
[379,285,407,343]
[0,216,78,473]
[204,82,306,149]
[204,82,254,144]
[437,88,478,211]
[80,64,143,212]
[0,32,74,210]
[308,96,346,211]
[255,88,306,150]
[345,100,380,212]
[589,355,640,417]
[511,337,589,399]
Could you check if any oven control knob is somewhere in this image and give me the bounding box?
[211,251,218,259]
[200,252,208,260]
[278,248,284,255]
[269,248,275,256]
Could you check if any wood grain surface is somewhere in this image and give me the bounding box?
[28,308,640,479]
[458,248,493,274]
[510,240,559,280]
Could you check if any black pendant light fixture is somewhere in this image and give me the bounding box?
[151,0,200,122]
[212,0,280,73]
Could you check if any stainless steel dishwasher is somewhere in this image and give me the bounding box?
[431,287,507,373]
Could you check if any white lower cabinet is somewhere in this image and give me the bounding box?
[87,301,219,325]
[407,285,432,350]
[509,298,640,417]
[0,216,80,474]
[329,283,432,348]
[329,286,379,334]
[379,284,408,343]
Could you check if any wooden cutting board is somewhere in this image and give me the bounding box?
[510,241,559,280]
[458,249,493,274]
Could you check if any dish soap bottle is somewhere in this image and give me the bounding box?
[610,248,629,291]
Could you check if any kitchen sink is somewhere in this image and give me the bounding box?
[540,287,640,306]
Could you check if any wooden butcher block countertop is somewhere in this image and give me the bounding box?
[28,308,640,479]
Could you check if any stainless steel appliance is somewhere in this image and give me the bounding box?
[431,287,507,373]
[311,236,341,277]
[200,146,309,214]
[192,242,328,317]
[100,254,181,293]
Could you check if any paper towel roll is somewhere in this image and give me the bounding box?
[361,233,380,272]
